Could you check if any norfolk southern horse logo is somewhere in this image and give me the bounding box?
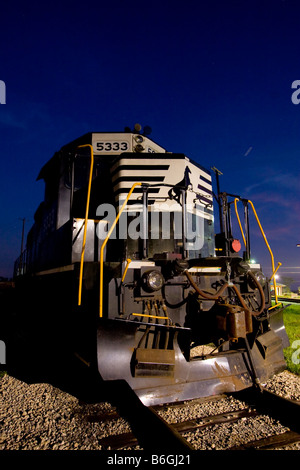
[168,166,191,205]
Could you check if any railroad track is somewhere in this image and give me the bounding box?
[277,297,300,304]
[91,383,300,451]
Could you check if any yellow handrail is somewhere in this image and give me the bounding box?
[99,183,142,317]
[233,198,281,305]
[248,200,280,305]
[269,261,282,281]
[121,258,132,283]
[233,198,246,246]
[77,144,94,306]
[131,313,169,321]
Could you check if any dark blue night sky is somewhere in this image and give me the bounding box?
[0,0,300,288]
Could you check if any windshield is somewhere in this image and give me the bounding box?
[121,201,214,260]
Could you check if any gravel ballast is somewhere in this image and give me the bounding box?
[0,371,299,450]
[0,374,130,450]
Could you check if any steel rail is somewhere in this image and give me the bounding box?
[233,386,300,434]
[95,386,300,451]
[97,407,258,450]
[277,297,300,304]
[101,379,194,451]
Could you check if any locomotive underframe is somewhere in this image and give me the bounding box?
[96,315,286,406]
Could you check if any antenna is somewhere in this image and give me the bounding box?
[211,167,223,233]
[211,167,223,195]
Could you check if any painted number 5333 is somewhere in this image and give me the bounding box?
[96,141,129,152]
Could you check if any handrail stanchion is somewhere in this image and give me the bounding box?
[234,197,281,307]
[234,198,246,247]
[99,183,142,318]
[247,200,280,305]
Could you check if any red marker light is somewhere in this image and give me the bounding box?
[231,239,241,252]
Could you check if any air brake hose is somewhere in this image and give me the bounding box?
[245,270,266,315]
[184,270,229,300]
[184,269,265,316]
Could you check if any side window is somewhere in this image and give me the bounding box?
[64,155,90,190]
[44,176,59,203]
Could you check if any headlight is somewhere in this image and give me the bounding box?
[251,270,267,287]
[254,270,267,286]
[134,135,144,143]
[134,143,144,152]
[143,270,164,292]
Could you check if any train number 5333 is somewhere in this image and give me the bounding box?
[96,141,129,152]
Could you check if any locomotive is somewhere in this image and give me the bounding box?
[14,125,289,405]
